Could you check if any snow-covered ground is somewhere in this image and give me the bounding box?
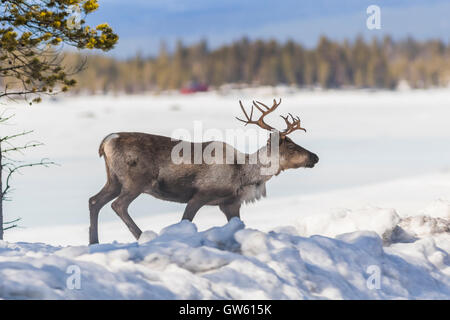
[1,187,449,299]
[1,88,450,299]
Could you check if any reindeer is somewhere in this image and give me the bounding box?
[88,99,319,244]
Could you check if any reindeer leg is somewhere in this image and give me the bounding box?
[111,189,142,240]
[219,201,241,221]
[181,196,208,221]
[89,176,121,245]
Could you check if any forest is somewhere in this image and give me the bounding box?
[11,36,450,94]
[68,36,450,94]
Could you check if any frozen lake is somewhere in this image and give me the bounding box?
[2,88,450,230]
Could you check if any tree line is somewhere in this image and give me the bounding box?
[62,36,450,94]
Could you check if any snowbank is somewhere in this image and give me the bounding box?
[293,207,402,243]
[1,214,449,299]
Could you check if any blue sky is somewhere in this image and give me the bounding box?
[89,0,450,57]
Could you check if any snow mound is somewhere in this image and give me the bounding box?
[138,231,157,244]
[293,207,402,244]
[1,217,449,299]
[399,216,450,237]
[421,199,450,219]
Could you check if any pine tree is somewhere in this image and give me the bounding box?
[0,0,118,239]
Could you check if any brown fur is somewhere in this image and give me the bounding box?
[88,132,318,244]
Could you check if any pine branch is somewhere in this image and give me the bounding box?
[2,141,43,154]
[0,218,22,231]
[2,217,22,231]
[2,158,57,197]
[0,130,34,143]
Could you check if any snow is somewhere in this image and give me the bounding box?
[1,88,450,299]
[1,209,449,299]
[1,171,450,299]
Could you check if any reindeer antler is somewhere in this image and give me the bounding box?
[280,113,307,138]
[237,98,306,138]
[236,98,281,132]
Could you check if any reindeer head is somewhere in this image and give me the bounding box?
[236,98,319,171]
